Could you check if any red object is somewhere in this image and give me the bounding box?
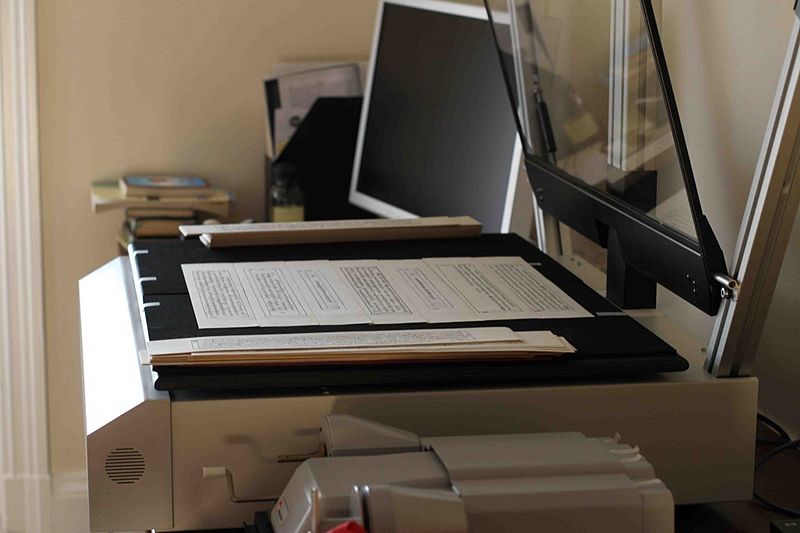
[326,520,368,533]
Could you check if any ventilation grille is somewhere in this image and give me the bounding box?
[105,447,145,485]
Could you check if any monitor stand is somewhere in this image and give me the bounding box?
[607,227,657,309]
[606,169,659,309]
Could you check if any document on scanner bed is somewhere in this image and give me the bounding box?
[181,256,590,329]
[332,260,426,324]
[376,259,476,323]
[181,263,259,329]
[235,261,318,327]
[184,261,371,329]
[283,261,371,325]
[423,256,592,320]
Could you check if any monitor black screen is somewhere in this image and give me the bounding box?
[350,2,519,232]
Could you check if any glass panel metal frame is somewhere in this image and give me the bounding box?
[485,0,729,315]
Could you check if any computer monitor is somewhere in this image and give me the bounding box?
[348,0,522,233]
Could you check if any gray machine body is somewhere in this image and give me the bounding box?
[271,415,673,533]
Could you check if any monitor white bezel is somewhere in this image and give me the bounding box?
[348,0,522,233]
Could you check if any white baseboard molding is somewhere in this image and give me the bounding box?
[50,470,89,533]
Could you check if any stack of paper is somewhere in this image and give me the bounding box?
[91,180,232,218]
[144,327,575,367]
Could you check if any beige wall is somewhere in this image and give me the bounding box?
[753,209,800,436]
[38,0,378,474]
[39,0,800,476]
[660,1,800,436]
[663,0,793,258]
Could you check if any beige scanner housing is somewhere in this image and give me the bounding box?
[80,258,756,531]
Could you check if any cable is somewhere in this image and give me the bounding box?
[753,413,800,517]
[753,439,800,517]
[757,413,792,445]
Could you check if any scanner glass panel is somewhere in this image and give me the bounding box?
[490,0,698,239]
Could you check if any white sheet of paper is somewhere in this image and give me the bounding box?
[423,257,530,320]
[334,260,425,324]
[235,262,318,327]
[378,260,476,323]
[284,261,371,325]
[424,257,590,320]
[472,256,592,319]
[181,263,258,329]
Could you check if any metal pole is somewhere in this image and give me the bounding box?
[707,16,800,376]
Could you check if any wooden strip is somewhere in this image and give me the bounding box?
[179,216,482,248]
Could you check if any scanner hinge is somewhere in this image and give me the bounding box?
[714,273,740,300]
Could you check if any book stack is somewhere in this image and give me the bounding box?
[90,175,234,247]
[121,207,198,244]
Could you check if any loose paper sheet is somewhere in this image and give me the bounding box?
[180,256,590,329]
[423,257,527,319]
[182,263,258,329]
[284,261,370,325]
[236,262,318,327]
[333,261,426,324]
[378,260,475,322]
[424,257,591,320]
[463,256,592,318]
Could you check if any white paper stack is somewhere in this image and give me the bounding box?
[144,327,575,367]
